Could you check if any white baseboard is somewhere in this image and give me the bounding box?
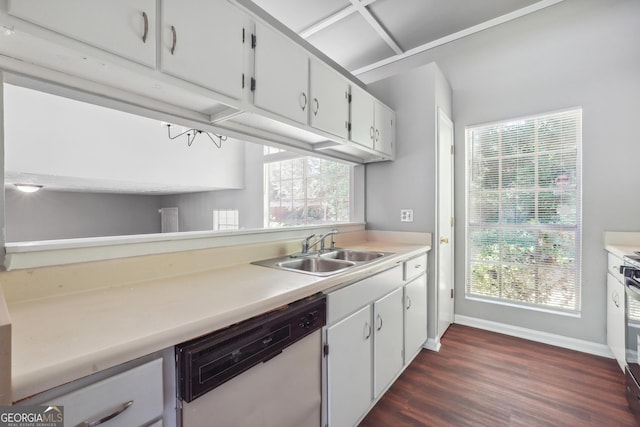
[454,315,614,359]
[424,337,441,352]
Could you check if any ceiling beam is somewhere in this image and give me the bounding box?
[348,0,403,55]
[352,0,567,77]
[299,0,378,39]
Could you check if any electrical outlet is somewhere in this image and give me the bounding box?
[400,209,413,222]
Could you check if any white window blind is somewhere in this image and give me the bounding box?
[465,108,582,312]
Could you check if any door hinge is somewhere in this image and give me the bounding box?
[346,122,352,131]
[451,145,455,155]
[348,93,352,103]
[451,217,454,227]
[251,33,257,49]
[323,344,329,356]
[250,77,256,92]
[451,289,454,299]
[242,73,245,89]
[242,28,245,44]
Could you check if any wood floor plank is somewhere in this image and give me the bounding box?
[359,324,638,427]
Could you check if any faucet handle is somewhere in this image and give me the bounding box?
[302,234,316,253]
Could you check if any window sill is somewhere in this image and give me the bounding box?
[464,295,581,318]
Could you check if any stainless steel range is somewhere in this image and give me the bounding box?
[621,254,640,421]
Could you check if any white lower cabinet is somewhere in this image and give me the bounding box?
[373,287,404,398]
[607,272,625,370]
[326,305,373,427]
[404,273,428,364]
[18,358,164,427]
[325,254,428,426]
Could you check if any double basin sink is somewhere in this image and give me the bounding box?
[252,249,394,277]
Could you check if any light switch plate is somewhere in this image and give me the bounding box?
[400,209,413,222]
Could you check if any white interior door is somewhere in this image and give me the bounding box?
[437,108,454,339]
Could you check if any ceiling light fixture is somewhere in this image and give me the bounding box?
[14,184,43,193]
[165,124,227,148]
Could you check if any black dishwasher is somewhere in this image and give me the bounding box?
[176,293,326,403]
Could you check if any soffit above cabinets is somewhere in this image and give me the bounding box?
[250,0,562,75]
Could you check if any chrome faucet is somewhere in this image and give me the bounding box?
[301,234,316,253]
[303,229,339,253]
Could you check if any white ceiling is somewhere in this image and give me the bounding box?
[250,0,563,74]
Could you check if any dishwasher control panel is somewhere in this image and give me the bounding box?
[176,293,326,402]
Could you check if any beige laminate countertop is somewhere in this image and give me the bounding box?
[4,238,429,402]
[606,244,640,260]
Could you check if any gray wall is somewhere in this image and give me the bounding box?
[160,141,265,231]
[366,63,452,339]
[363,0,640,344]
[5,188,161,241]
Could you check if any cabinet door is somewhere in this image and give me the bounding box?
[326,305,372,427]
[8,0,156,67]
[162,0,244,99]
[404,274,428,364]
[253,22,309,124]
[310,59,349,138]
[607,273,625,371]
[349,84,375,149]
[373,287,404,398]
[374,101,395,156]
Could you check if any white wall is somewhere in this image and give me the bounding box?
[160,142,265,231]
[3,84,245,193]
[5,187,161,241]
[362,0,640,344]
[366,62,452,339]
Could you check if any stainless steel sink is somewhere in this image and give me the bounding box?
[320,249,386,262]
[252,248,394,277]
[277,257,355,275]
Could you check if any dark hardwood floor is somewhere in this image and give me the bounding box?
[359,324,638,427]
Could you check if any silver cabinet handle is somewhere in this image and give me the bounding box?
[364,322,371,339]
[76,400,133,427]
[312,98,319,116]
[406,296,412,310]
[142,11,148,43]
[370,126,374,139]
[376,314,383,331]
[170,25,177,55]
[375,129,380,141]
[299,92,307,111]
[415,264,422,269]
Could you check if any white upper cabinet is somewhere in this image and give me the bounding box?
[309,58,349,139]
[252,21,309,125]
[8,0,156,67]
[349,84,375,149]
[374,101,395,157]
[161,0,245,100]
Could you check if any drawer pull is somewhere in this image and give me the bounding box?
[415,264,422,269]
[76,400,133,427]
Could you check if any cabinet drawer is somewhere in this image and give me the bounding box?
[44,358,163,427]
[327,266,402,325]
[608,253,624,283]
[404,253,427,281]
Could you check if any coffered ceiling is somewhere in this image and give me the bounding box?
[250,0,565,75]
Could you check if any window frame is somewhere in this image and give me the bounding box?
[464,108,583,314]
